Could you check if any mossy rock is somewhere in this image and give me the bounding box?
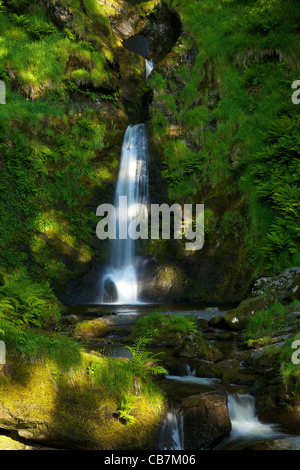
[174,333,223,361]
[224,295,276,331]
[73,318,110,338]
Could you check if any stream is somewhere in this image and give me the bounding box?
[67,303,300,451]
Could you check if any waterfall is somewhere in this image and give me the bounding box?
[145,59,155,79]
[101,124,149,304]
[185,364,196,376]
[224,393,283,448]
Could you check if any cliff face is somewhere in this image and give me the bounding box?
[0,0,299,305]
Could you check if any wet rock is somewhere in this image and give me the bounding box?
[102,278,118,304]
[174,333,223,361]
[241,436,300,450]
[208,315,229,330]
[66,314,79,325]
[181,391,231,449]
[140,264,190,303]
[195,359,257,386]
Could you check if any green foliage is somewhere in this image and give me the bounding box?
[87,348,165,424]
[244,301,287,342]
[183,106,211,130]
[154,0,300,275]
[219,211,246,240]
[10,12,57,39]
[125,336,168,378]
[130,313,198,341]
[249,111,300,268]
[0,275,63,329]
[117,394,141,425]
[279,334,300,395]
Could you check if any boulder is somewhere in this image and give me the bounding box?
[208,315,229,330]
[73,318,110,338]
[181,391,231,449]
[251,267,300,302]
[0,354,165,450]
[174,333,223,361]
[139,264,190,303]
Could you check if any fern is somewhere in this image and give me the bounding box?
[117,394,141,425]
[125,337,167,378]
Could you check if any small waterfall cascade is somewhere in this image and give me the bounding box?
[185,364,196,376]
[101,123,149,304]
[159,408,184,450]
[225,393,282,447]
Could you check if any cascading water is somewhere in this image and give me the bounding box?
[159,408,184,450]
[221,393,284,449]
[145,59,155,79]
[100,57,154,304]
[101,123,149,304]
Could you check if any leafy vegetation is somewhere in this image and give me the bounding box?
[125,336,168,377]
[128,312,198,344]
[151,0,300,276]
[244,301,287,343]
[279,334,300,395]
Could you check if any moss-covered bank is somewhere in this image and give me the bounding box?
[0,349,166,449]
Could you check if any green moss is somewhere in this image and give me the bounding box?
[0,350,165,449]
[0,435,26,450]
[73,318,110,338]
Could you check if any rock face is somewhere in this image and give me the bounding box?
[251,267,300,302]
[139,263,191,302]
[41,0,74,29]
[221,267,300,331]
[181,392,231,449]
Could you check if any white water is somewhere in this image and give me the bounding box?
[165,364,221,386]
[145,59,155,79]
[100,57,154,304]
[223,393,283,448]
[101,124,149,304]
[160,408,184,450]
